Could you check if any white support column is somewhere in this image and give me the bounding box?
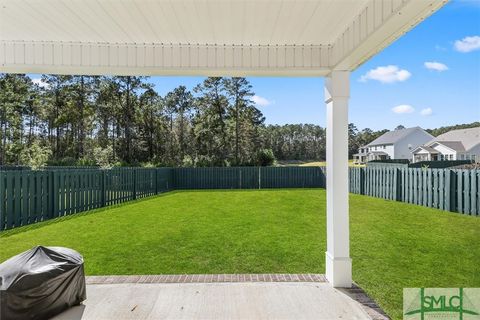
[324,70,352,288]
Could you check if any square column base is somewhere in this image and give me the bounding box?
[325,251,352,288]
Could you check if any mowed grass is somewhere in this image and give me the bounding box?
[298,160,364,167]
[1,189,479,319]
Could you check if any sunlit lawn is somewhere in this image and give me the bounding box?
[1,189,478,319]
[298,160,364,167]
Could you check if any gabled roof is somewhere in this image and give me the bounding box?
[366,127,432,147]
[426,127,480,152]
[412,146,439,154]
[431,141,466,152]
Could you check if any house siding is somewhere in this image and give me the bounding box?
[432,143,457,160]
[394,130,433,160]
[465,143,480,162]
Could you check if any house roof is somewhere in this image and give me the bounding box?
[354,152,368,156]
[366,127,431,147]
[427,127,480,152]
[432,141,466,152]
[412,146,439,154]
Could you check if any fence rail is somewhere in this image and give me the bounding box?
[0,166,478,231]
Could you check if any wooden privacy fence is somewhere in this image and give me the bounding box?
[0,168,173,230]
[174,166,326,189]
[349,167,479,215]
[0,166,478,230]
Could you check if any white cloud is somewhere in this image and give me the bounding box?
[420,108,433,116]
[424,61,448,72]
[31,78,50,88]
[392,104,415,114]
[454,36,480,53]
[359,65,411,84]
[250,95,272,106]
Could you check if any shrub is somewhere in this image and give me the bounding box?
[93,146,114,169]
[19,142,52,170]
[182,155,194,167]
[255,148,276,166]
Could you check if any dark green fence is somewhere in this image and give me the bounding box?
[174,166,326,189]
[0,168,173,230]
[349,167,479,215]
[408,160,473,168]
[1,166,478,230]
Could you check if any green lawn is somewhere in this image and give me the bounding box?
[1,189,478,319]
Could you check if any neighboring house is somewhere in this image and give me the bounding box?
[353,127,434,164]
[412,127,480,163]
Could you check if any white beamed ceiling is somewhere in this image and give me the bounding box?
[0,0,448,76]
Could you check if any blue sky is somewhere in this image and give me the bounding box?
[151,0,480,131]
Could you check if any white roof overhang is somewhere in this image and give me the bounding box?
[0,0,448,77]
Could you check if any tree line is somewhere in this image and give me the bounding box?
[1,74,477,167]
[0,74,268,167]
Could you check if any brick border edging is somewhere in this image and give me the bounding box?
[86,274,326,284]
[85,274,389,320]
[343,284,390,320]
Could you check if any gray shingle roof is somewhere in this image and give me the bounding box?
[366,127,430,146]
[432,141,466,152]
[413,145,439,154]
[427,127,480,152]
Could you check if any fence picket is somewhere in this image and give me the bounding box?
[0,173,6,229]
[464,171,470,215]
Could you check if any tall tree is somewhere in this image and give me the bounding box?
[165,86,194,163]
[224,77,254,165]
[0,74,32,163]
[193,77,229,165]
[111,76,145,163]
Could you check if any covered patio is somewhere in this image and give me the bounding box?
[0,0,447,318]
[52,275,384,320]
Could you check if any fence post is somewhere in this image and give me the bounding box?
[239,168,242,189]
[393,168,397,201]
[258,167,261,189]
[359,168,364,195]
[101,170,106,207]
[444,169,451,212]
[133,168,137,200]
[52,170,58,218]
[155,169,158,194]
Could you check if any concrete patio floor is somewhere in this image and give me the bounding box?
[52,275,388,320]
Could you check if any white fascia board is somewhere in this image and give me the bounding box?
[330,0,448,71]
[0,41,331,76]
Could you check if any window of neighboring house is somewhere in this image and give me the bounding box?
[449,154,453,160]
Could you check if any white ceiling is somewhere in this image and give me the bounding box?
[0,0,447,76]
[0,0,369,46]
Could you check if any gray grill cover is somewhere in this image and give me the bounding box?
[0,246,86,320]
